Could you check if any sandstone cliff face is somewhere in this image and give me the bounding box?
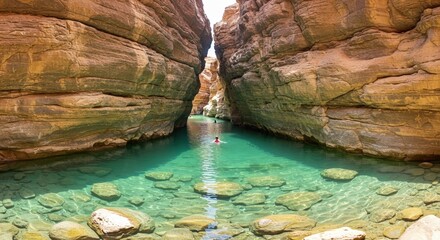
[202,58,231,119]
[215,0,440,160]
[0,0,211,161]
[191,58,215,115]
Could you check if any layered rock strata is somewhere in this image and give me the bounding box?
[192,57,231,119]
[202,58,231,119]
[191,57,216,114]
[0,0,211,161]
[215,0,440,160]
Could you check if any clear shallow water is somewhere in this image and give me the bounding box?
[0,115,439,239]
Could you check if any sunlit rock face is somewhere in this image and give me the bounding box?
[191,57,231,119]
[192,58,216,115]
[0,0,211,161]
[215,0,440,160]
[202,58,231,119]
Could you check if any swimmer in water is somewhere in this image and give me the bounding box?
[214,136,220,143]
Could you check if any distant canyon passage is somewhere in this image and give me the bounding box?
[0,0,211,161]
[214,0,440,160]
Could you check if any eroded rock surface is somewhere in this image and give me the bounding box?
[214,0,440,160]
[0,0,211,161]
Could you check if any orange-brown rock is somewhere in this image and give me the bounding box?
[202,59,231,119]
[0,0,211,161]
[215,0,440,160]
[191,57,231,119]
[192,57,216,115]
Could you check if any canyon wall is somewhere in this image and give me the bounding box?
[0,0,211,161]
[215,0,440,160]
[191,58,215,115]
[192,57,231,119]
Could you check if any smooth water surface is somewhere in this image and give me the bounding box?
[0,116,438,239]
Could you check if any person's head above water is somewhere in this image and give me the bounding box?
[214,136,219,142]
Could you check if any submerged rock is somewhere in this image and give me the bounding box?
[19,188,36,199]
[163,228,195,240]
[174,215,216,232]
[304,227,366,240]
[399,215,440,240]
[78,167,112,177]
[2,198,14,208]
[246,176,286,188]
[369,209,396,223]
[383,225,405,239]
[376,185,399,196]
[154,181,181,190]
[0,223,19,239]
[419,162,434,169]
[399,207,423,221]
[91,182,121,201]
[70,192,91,203]
[21,231,50,240]
[378,166,406,173]
[423,192,440,204]
[37,193,65,209]
[275,192,322,210]
[88,208,155,239]
[49,221,99,240]
[320,168,358,181]
[12,218,28,228]
[232,192,266,205]
[250,214,316,235]
[145,171,174,181]
[129,196,145,206]
[193,182,243,198]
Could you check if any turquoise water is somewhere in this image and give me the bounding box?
[0,116,438,238]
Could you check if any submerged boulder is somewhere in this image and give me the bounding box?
[37,193,65,209]
[88,208,155,239]
[174,215,216,232]
[154,181,181,190]
[250,214,316,235]
[304,227,366,240]
[193,182,243,198]
[321,168,358,181]
[91,182,121,201]
[163,228,195,240]
[399,207,424,221]
[275,192,322,211]
[49,221,99,240]
[232,192,266,205]
[145,171,174,181]
[376,185,399,196]
[246,176,286,187]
